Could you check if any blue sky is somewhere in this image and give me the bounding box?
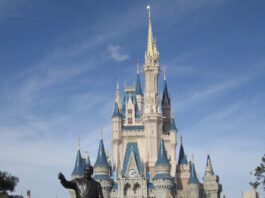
[0,0,265,197]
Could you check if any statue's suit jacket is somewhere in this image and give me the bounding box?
[60,177,103,198]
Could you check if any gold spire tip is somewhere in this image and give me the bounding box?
[100,126,103,139]
[192,153,194,163]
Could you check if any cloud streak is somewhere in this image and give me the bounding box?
[108,45,129,62]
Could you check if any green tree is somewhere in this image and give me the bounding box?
[0,171,19,198]
[250,154,265,191]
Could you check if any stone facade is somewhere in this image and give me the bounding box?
[70,7,222,198]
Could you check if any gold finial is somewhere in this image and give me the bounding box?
[192,153,194,164]
[100,126,103,140]
[78,137,80,150]
[172,109,174,118]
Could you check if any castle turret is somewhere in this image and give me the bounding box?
[153,139,174,198]
[70,138,88,198]
[176,136,190,189]
[161,69,171,134]
[112,79,122,170]
[203,154,222,198]
[185,155,200,198]
[94,130,113,198]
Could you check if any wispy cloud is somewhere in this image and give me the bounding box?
[108,45,129,62]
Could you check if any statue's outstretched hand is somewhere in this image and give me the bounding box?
[58,172,66,182]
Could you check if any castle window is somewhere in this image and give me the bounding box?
[128,118,132,124]
[128,109,132,114]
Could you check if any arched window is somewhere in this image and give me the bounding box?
[124,183,133,196]
[133,183,141,196]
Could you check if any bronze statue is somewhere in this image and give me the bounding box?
[58,165,104,198]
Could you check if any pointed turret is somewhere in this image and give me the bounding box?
[203,153,222,198]
[188,155,199,184]
[178,136,188,165]
[186,155,200,198]
[156,139,169,165]
[153,139,174,198]
[95,129,109,166]
[72,138,86,175]
[161,67,171,134]
[112,102,121,117]
[205,154,214,176]
[94,129,113,198]
[162,69,170,107]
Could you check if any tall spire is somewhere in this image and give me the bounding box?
[135,60,143,96]
[188,154,199,184]
[178,136,188,165]
[145,5,159,60]
[146,5,154,57]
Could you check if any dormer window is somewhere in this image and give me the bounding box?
[128,118,132,124]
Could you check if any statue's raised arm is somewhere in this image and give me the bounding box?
[58,165,104,198]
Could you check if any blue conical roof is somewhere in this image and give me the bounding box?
[72,149,86,175]
[170,118,177,130]
[188,162,199,184]
[94,139,109,166]
[162,80,170,106]
[178,140,188,165]
[156,139,169,165]
[206,154,214,175]
[112,102,121,117]
[135,74,143,96]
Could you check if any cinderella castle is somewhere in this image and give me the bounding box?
[69,7,222,198]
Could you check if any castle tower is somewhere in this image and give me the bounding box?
[141,5,163,171]
[112,79,122,170]
[162,110,178,176]
[70,138,89,198]
[143,6,160,114]
[203,154,222,198]
[94,130,113,198]
[176,136,190,190]
[135,61,143,113]
[161,69,171,134]
[185,155,200,198]
[153,139,174,198]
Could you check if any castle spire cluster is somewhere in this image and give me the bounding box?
[70,6,222,198]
